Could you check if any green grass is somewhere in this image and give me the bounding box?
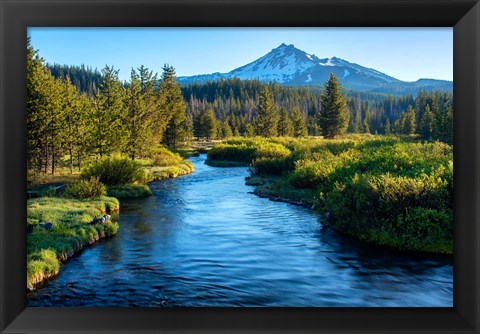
[26,146,195,289]
[207,135,453,254]
[146,162,194,181]
[107,184,153,199]
[27,196,120,289]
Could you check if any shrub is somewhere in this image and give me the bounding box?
[81,156,149,186]
[64,176,106,199]
[153,147,184,166]
[289,150,343,188]
[207,143,256,163]
[323,171,452,253]
[107,184,152,199]
[253,143,291,174]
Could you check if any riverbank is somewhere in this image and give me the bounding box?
[26,149,196,290]
[207,135,453,254]
[27,153,453,307]
[27,196,120,290]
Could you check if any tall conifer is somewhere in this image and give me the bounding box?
[254,85,278,137]
[318,73,349,138]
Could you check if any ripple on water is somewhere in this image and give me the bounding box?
[27,154,453,307]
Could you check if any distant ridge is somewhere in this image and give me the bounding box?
[178,43,452,95]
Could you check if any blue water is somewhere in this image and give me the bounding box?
[27,154,453,307]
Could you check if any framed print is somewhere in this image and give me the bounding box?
[1,0,479,333]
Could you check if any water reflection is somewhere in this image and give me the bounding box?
[28,154,453,307]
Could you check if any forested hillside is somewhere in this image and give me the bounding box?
[49,63,453,145]
[48,63,103,96]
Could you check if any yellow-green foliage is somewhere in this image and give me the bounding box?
[107,184,152,199]
[81,155,151,186]
[148,162,194,180]
[27,197,120,288]
[27,249,59,283]
[138,146,195,181]
[253,142,292,174]
[208,135,453,253]
[207,143,257,164]
[153,147,184,166]
[63,176,107,199]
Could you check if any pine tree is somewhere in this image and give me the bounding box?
[220,118,233,139]
[431,93,443,141]
[291,106,308,137]
[277,107,294,137]
[60,76,85,173]
[27,38,47,174]
[244,123,255,137]
[160,65,190,148]
[318,73,349,138]
[27,41,64,175]
[419,104,434,139]
[200,108,218,139]
[402,105,416,135]
[362,118,370,134]
[125,67,158,160]
[385,118,391,135]
[254,85,278,137]
[444,100,453,144]
[74,93,92,171]
[92,65,126,157]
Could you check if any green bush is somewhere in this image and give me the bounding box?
[324,171,452,253]
[64,176,106,199]
[207,143,256,163]
[253,143,291,174]
[153,147,184,166]
[81,156,149,186]
[289,150,343,188]
[107,184,152,199]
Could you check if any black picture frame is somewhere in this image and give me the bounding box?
[1,0,479,333]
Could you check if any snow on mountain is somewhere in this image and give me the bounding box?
[178,43,452,94]
[227,44,317,83]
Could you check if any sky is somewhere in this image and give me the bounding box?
[28,27,453,83]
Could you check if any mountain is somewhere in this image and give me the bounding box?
[178,43,452,94]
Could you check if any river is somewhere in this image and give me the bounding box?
[27,154,453,307]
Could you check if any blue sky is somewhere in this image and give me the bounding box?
[28,27,453,83]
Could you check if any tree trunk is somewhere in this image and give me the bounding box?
[51,144,55,175]
[69,144,73,175]
[43,138,48,174]
[69,120,73,174]
[78,151,82,172]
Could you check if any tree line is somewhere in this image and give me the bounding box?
[30,41,453,175]
[28,39,190,175]
[49,58,453,144]
[182,78,452,141]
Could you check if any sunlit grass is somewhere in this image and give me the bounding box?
[27,196,120,289]
[107,184,152,199]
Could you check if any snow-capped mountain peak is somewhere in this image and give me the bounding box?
[228,43,319,83]
[178,44,452,93]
